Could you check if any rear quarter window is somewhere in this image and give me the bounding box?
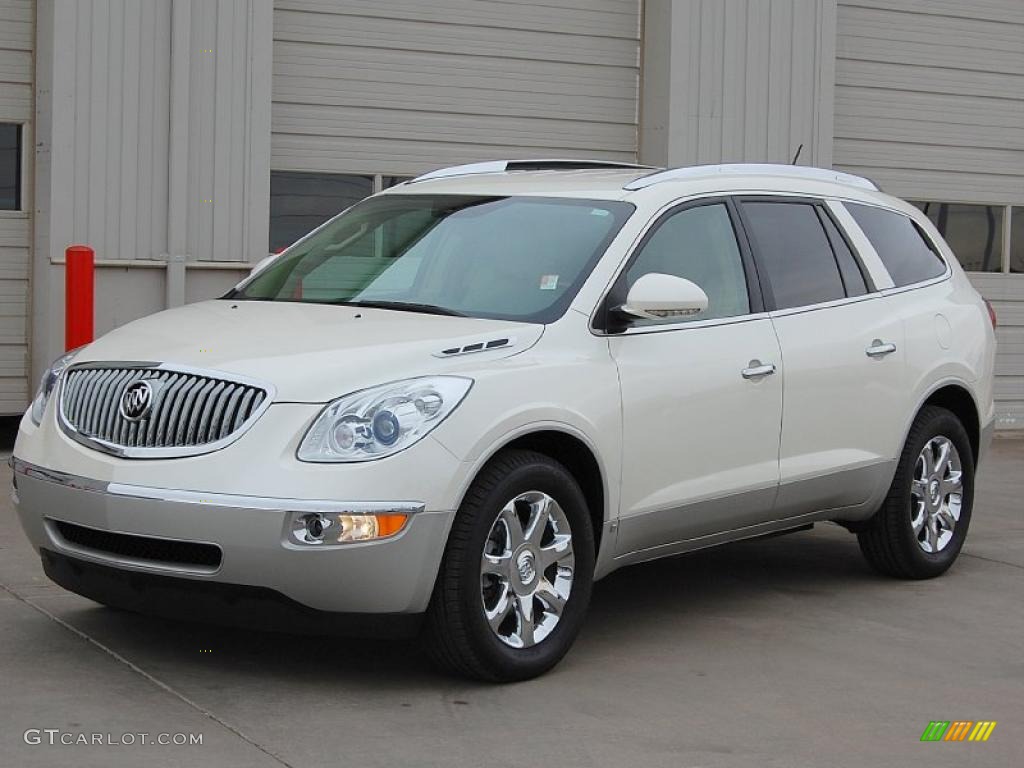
[845,203,946,287]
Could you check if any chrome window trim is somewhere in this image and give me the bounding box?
[10,457,426,516]
[56,361,276,459]
[877,273,954,299]
[767,292,879,320]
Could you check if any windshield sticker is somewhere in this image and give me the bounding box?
[539,275,559,291]
[590,208,611,217]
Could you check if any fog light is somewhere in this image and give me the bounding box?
[288,511,408,546]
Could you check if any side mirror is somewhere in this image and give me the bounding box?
[618,273,709,321]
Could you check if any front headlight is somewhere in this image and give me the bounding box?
[30,348,82,425]
[297,376,473,462]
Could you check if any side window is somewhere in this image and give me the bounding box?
[846,203,946,287]
[742,201,846,310]
[624,203,750,323]
[820,210,868,296]
[0,123,22,210]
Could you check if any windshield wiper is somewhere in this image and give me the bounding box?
[334,300,467,317]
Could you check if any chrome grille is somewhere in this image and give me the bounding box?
[58,365,271,458]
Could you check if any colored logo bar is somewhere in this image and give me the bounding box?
[920,721,997,742]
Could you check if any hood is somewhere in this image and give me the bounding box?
[75,300,544,402]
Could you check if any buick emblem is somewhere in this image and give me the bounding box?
[119,380,155,422]
[516,550,537,585]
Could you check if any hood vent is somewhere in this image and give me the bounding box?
[435,337,514,358]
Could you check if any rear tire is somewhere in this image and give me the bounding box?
[424,449,595,682]
[857,406,974,579]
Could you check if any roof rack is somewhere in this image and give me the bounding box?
[623,163,880,192]
[409,159,656,184]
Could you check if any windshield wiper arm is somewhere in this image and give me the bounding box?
[338,300,467,317]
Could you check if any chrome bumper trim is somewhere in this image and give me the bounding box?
[9,457,425,516]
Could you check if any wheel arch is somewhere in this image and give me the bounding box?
[906,380,981,465]
[456,425,610,564]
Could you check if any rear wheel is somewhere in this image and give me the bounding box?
[858,406,974,579]
[425,449,594,681]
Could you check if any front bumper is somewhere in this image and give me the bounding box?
[11,457,452,617]
[40,549,424,637]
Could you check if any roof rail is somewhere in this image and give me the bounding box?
[410,159,656,184]
[623,163,880,192]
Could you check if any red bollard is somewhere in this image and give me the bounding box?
[65,245,95,351]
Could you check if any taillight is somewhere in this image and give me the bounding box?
[984,299,997,329]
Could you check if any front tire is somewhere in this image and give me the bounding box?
[858,406,974,579]
[425,449,595,682]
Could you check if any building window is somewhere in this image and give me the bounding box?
[383,176,413,189]
[912,202,1003,273]
[269,172,373,252]
[1012,207,1023,274]
[0,123,22,211]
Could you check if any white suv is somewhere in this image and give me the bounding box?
[12,161,997,681]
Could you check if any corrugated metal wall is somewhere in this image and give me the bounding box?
[0,0,32,414]
[39,0,270,266]
[271,0,642,175]
[834,0,1024,427]
[640,0,837,169]
[185,0,272,264]
[28,0,271,397]
[53,1,172,265]
[834,0,1024,204]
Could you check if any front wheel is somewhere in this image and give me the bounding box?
[424,449,595,681]
[857,406,974,579]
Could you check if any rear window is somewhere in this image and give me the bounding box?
[845,203,946,287]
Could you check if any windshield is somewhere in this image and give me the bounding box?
[228,194,634,323]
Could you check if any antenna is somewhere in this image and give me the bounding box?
[791,144,804,165]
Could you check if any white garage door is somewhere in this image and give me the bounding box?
[270,0,642,177]
[0,0,32,415]
[834,0,1024,204]
[834,0,1024,429]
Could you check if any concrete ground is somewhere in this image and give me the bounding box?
[1,419,1021,768]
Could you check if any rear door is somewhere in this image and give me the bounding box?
[737,197,906,517]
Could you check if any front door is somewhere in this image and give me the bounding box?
[606,200,783,557]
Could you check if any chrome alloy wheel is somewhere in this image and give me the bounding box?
[480,491,575,649]
[910,436,963,554]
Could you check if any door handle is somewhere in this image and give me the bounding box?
[741,362,776,379]
[865,340,897,358]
